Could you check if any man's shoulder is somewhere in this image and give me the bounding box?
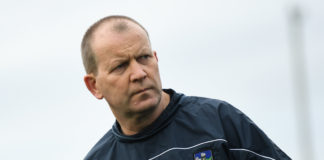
[84,129,115,160]
[176,94,249,126]
[166,89,231,109]
[179,94,239,115]
[183,95,225,106]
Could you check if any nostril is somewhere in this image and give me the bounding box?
[130,70,147,82]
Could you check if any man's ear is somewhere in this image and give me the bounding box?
[84,74,104,99]
[153,51,158,62]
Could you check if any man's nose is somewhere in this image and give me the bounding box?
[129,62,147,82]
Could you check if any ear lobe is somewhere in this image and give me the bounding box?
[84,74,104,99]
[153,51,158,62]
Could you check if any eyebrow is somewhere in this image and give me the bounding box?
[110,57,128,66]
[104,47,152,68]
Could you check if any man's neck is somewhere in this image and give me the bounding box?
[119,91,170,136]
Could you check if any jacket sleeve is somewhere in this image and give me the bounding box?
[218,101,291,160]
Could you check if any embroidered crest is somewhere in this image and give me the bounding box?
[193,150,213,160]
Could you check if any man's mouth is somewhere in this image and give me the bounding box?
[136,88,150,94]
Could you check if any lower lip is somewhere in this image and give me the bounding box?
[137,88,150,94]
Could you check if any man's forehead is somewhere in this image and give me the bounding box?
[92,21,147,46]
[92,29,147,53]
[91,21,151,60]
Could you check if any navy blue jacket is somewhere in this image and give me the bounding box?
[85,89,291,160]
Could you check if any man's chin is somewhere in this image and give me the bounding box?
[128,88,162,114]
[131,97,159,111]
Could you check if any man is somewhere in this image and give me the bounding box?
[81,15,291,160]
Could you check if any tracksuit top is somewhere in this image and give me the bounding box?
[85,89,291,160]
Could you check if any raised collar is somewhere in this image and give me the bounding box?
[112,89,184,142]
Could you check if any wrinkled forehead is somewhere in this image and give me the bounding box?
[90,20,152,62]
[91,20,150,51]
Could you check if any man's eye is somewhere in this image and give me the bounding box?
[113,63,127,72]
[138,55,150,63]
[141,55,149,59]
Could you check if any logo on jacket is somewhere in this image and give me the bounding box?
[194,150,213,160]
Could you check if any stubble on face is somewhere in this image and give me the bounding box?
[91,20,163,120]
[124,87,162,118]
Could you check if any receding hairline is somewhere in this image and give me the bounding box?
[86,16,150,47]
[81,15,150,75]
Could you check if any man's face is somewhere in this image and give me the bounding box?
[90,22,163,118]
